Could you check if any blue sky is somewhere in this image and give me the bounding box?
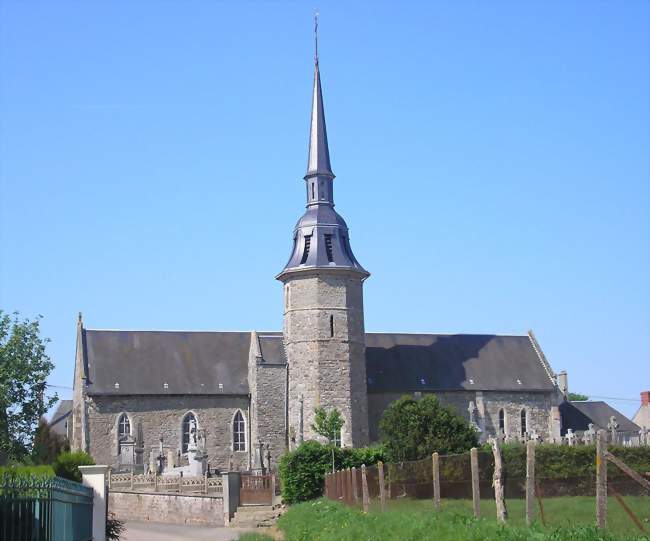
[0,1,648,418]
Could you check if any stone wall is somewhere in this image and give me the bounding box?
[368,390,557,442]
[251,362,287,469]
[87,395,250,471]
[109,491,223,526]
[283,271,369,447]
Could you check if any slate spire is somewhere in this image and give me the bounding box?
[306,61,334,180]
[305,11,333,181]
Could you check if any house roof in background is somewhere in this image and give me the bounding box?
[49,399,72,437]
[560,400,640,434]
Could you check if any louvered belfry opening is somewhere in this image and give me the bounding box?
[300,235,312,264]
[324,234,334,262]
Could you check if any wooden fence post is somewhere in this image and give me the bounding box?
[491,437,507,523]
[470,447,480,518]
[432,452,440,512]
[526,440,535,526]
[352,467,359,503]
[361,464,370,513]
[378,461,386,512]
[348,468,354,505]
[596,429,607,529]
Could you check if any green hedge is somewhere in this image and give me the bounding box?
[0,465,55,479]
[52,452,95,483]
[279,441,386,503]
[280,442,650,503]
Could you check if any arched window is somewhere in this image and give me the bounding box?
[182,412,198,454]
[520,409,527,437]
[117,413,130,442]
[498,409,506,434]
[233,410,246,452]
[333,428,342,448]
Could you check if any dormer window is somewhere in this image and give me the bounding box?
[324,234,333,262]
[300,235,312,264]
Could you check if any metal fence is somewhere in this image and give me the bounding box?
[0,474,93,541]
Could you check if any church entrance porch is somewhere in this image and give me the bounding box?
[239,474,274,506]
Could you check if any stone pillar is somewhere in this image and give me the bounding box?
[221,471,241,526]
[79,465,109,541]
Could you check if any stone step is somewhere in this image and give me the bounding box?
[231,505,281,528]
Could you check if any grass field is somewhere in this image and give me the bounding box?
[239,496,650,541]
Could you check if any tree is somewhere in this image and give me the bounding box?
[0,311,57,462]
[568,392,589,401]
[32,418,69,464]
[311,407,344,473]
[379,395,479,463]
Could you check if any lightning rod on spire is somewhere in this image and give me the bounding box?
[314,10,319,64]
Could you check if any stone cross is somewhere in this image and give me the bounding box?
[639,426,648,446]
[583,423,596,445]
[607,416,619,444]
[468,401,477,426]
[566,428,576,446]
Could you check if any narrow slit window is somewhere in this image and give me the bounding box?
[324,234,333,262]
[300,235,311,264]
[311,182,315,199]
[520,409,527,437]
[498,409,506,434]
[330,314,334,337]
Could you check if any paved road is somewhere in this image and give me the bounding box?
[123,521,254,541]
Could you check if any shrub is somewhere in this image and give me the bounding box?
[52,451,95,482]
[279,441,387,503]
[380,395,479,462]
[0,464,54,479]
[32,418,69,464]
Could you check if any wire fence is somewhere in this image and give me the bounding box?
[325,433,650,536]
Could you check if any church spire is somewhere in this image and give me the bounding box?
[276,17,368,281]
[306,13,334,182]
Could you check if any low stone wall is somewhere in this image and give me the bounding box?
[109,491,224,526]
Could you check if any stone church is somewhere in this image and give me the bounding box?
[71,53,564,472]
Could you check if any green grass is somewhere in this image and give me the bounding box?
[243,498,650,541]
[367,496,650,535]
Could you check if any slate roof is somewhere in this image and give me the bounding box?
[49,400,72,437]
[82,330,555,396]
[84,330,252,396]
[560,401,640,435]
[365,333,555,392]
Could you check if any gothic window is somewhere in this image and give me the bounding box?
[520,409,527,437]
[233,410,246,452]
[498,409,506,434]
[117,413,130,442]
[333,428,342,448]
[182,412,197,454]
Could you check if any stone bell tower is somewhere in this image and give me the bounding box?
[276,45,370,448]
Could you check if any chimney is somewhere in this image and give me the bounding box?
[641,391,650,407]
[558,370,568,397]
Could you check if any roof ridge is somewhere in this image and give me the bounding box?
[527,330,557,386]
[365,331,529,337]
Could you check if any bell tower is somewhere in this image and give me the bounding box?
[276,30,370,447]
